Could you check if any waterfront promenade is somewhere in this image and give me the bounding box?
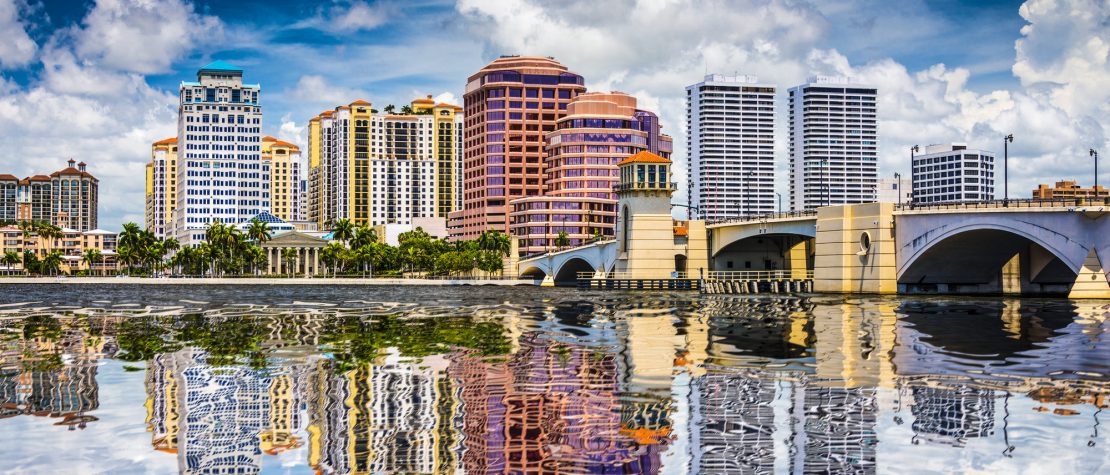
[0,276,535,286]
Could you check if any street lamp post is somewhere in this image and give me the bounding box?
[908,145,918,206]
[775,192,782,213]
[1004,134,1014,204]
[1091,148,1099,191]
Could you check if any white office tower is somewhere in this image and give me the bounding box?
[686,74,776,221]
[173,61,267,246]
[911,143,995,203]
[788,77,878,210]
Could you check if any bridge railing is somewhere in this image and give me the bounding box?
[895,197,1107,211]
[707,210,817,225]
[577,271,692,280]
[706,270,813,281]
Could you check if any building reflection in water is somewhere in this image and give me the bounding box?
[0,296,1106,473]
[0,316,111,430]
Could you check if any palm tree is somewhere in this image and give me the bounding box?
[281,248,297,277]
[2,251,20,274]
[40,250,62,276]
[555,231,570,251]
[246,218,271,245]
[400,104,414,115]
[82,248,102,276]
[161,237,180,275]
[331,218,355,246]
[350,224,377,250]
[383,104,396,114]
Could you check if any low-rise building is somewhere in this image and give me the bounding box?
[877,176,912,204]
[911,143,995,204]
[0,225,118,274]
[1032,180,1109,200]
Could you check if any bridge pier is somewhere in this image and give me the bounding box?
[813,203,897,294]
[1068,250,1110,299]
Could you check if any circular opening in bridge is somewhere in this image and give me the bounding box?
[859,231,872,255]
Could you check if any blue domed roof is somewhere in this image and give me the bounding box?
[198,60,243,74]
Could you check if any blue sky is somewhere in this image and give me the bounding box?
[0,0,1105,229]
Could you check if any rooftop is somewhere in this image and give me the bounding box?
[619,151,671,166]
[198,60,243,74]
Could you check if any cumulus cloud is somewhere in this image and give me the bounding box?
[0,0,37,68]
[293,0,393,33]
[284,75,371,110]
[73,0,223,74]
[0,0,202,227]
[457,0,1109,204]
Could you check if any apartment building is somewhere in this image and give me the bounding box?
[911,143,996,203]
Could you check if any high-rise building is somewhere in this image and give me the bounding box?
[508,92,672,255]
[172,61,266,246]
[0,174,18,222]
[146,138,178,238]
[50,159,99,231]
[16,175,52,223]
[911,143,995,203]
[448,56,586,240]
[307,97,462,227]
[1,160,99,230]
[788,77,878,210]
[261,136,304,222]
[686,74,776,220]
[1032,180,1108,199]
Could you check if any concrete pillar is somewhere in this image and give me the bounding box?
[1000,252,1022,295]
[813,203,897,294]
[787,238,810,280]
[266,248,273,275]
[294,247,301,277]
[1068,249,1110,299]
[540,275,555,287]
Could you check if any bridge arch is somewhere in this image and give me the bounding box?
[898,224,1080,294]
[519,265,548,280]
[712,233,814,272]
[553,257,596,284]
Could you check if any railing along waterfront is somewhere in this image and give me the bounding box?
[707,210,817,226]
[577,271,691,280]
[895,197,1108,211]
[705,270,813,281]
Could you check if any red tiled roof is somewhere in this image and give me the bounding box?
[0,174,17,181]
[350,99,371,105]
[153,137,177,146]
[618,151,671,166]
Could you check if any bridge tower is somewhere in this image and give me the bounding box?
[613,152,709,279]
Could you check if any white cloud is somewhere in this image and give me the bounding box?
[433,91,458,106]
[331,1,390,32]
[283,75,371,110]
[0,0,37,68]
[457,0,1109,204]
[73,0,223,74]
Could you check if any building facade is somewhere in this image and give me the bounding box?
[50,160,98,231]
[1,160,99,231]
[262,136,304,223]
[448,56,587,240]
[686,74,776,221]
[876,176,912,204]
[307,98,462,228]
[172,61,266,246]
[1032,180,1109,199]
[508,92,672,256]
[910,143,995,204]
[146,138,178,238]
[788,77,878,210]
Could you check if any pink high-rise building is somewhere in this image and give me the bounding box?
[509,92,672,256]
[448,56,586,240]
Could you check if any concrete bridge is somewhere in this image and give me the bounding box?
[518,199,1110,298]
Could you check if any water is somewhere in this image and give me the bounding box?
[0,284,1106,474]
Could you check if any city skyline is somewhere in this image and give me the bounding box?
[0,0,1106,229]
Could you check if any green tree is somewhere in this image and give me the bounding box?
[383,104,396,114]
[331,218,355,246]
[40,250,63,276]
[281,248,297,277]
[246,218,271,245]
[555,231,570,250]
[2,250,20,272]
[82,248,102,276]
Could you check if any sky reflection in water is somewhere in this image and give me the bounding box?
[0,285,1106,474]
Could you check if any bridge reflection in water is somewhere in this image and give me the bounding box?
[0,288,1105,473]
